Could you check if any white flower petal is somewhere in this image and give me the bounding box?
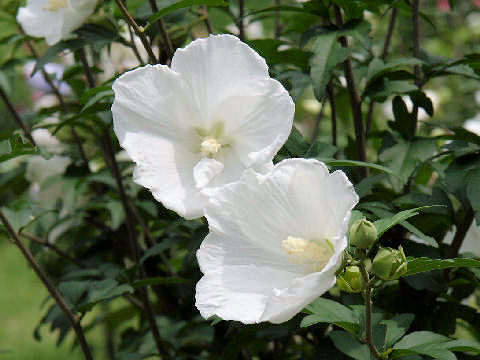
[171,35,294,166]
[197,159,358,323]
[113,35,294,219]
[122,132,205,219]
[17,0,97,46]
[171,35,269,124]
[193,158,224,189]
[112,64,197,148]
[214,87,294,166]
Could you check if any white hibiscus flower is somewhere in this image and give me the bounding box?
[112,34,294,219]
[195,158,359,324]
[17,0,98,46]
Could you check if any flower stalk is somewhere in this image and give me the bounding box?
[359,258,383,360]
[332,4,367,177]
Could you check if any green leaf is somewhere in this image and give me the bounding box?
[131,276,190,287]
[147,0,228,29]
[81,85,114,112]
[366,79,418,100]
[403,257,480,277]
[381,314,415,349]
[305,141,337,159]
[79,279,133,311]
[0,133,41,163]
[410,91,434,117]
[284,126,310,157]
[373,206,436,238]
[310,34,349,101]
[1,207,32,233]
[301,298,359,334]
[329,330,372,360]
[32,39,86,75]
[365,57,422,87]
[322,159,400,178]
[379,138,437,188]
[391,96,415,140]
[393,331,456,360]
[246,4,306,16]
[466,169,480,222]
[445,339,480,354]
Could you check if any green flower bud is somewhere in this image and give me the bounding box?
[372,246,407,281]
[337,266,365,293]
[349,219,377,249]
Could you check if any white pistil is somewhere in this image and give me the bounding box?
[43,0,68,12]
[200,137,222,157]
[282,236,334,273]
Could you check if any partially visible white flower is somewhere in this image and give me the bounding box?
[112,34,294,219]
[302,99,322,114]
[99,24,149,81]
[464,114,480,136]
[26,128,70,185]
[23,61,70,95]
[195,159,359,324]
[226,21,264,39]
[17,0,98,46]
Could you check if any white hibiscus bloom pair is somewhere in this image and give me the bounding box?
[112,35,359,323]
[17,0,98,46]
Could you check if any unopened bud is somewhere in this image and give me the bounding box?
[337,266,365,293]
[372,246,407,281]
[350,219,377,249]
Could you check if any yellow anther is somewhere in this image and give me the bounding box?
[282,236,334,273]
[200,137,222,157]
[43,0,68,12]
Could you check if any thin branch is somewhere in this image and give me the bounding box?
[0,209,94,360]
[126,25,145,65]
[381,7,397,60]
[366,7,398,135]
[21,231,146,312]
[201,5,214,34]
[147,0,174,60]
[310,96,327,142]
[78,53,168,357]
[238,0,245,41]
[412,0,421,129]
[333,5,367,177]
[78,47,96,89]
[128,199,176,275]
[274,0,282,39]
[114,0,159,63]
[0,84,36,145]
[21,231,86,268]
[447,206,475,258]
[327,83,337,149]
[22,35,90,168]
[359,262,382,360]
[101,130,169,357]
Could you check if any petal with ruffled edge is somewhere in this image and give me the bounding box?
[171,35,294,166]
[61,0,98,41]
[122,132,205,219]
[196,159,358,323]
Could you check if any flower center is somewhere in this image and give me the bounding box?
[282,236,334,273]
[200,137,222,157]
[43,0,68,12]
